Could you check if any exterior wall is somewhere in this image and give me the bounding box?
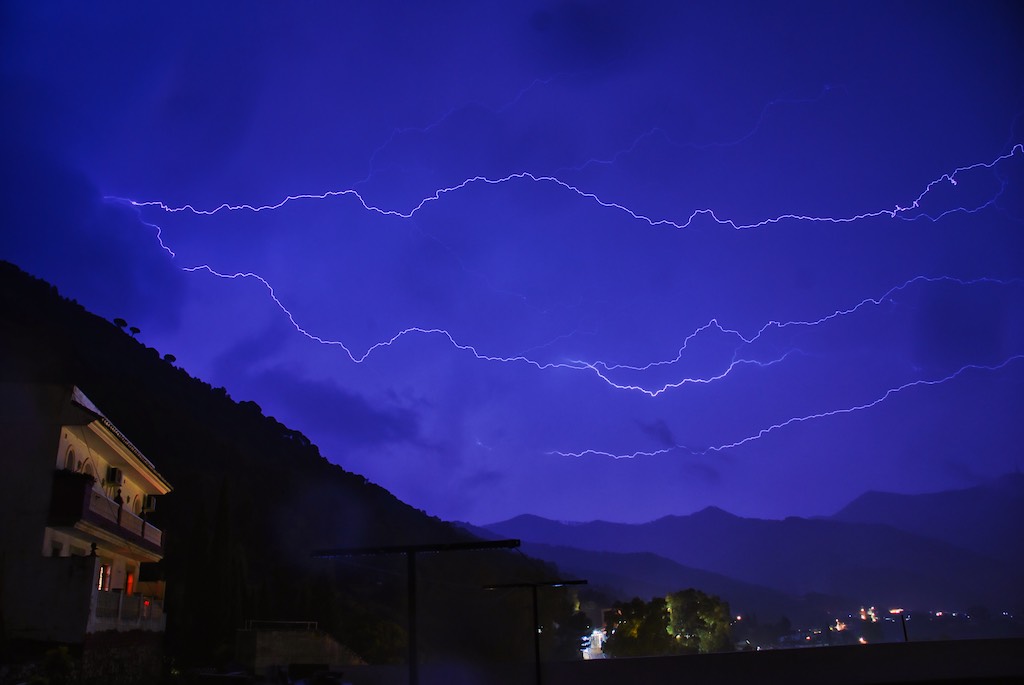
[56,427,152,517]
[3,554,96,644]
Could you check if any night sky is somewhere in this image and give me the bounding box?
[3,2,1023,525]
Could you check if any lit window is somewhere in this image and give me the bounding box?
[97,564,111,591]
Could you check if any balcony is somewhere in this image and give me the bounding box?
[49,469,164,557]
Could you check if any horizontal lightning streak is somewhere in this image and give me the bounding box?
[115,144,1022,232]
[592,275,1023,374]
[549,355,1024,460]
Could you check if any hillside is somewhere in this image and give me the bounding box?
[0,260,584,667]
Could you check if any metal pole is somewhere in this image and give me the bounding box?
[532,584,541,685]
[408,552,418,685]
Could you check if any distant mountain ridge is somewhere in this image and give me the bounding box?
[832,473,1024,566]
[480,477,1024,615]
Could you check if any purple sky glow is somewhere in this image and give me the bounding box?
[3,2,1023,524]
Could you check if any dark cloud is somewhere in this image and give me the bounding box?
[526,1,661,70]
[636,418,677,448]
[211,322,291,378]
[247,369,421,450]
[912,285,1012,371]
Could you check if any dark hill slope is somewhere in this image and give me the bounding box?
[0,261,573,666]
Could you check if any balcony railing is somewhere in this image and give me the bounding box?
[92,590,165,632]
[49,470,164,555]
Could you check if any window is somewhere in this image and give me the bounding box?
[50,541,63,557]
[97,564,111,591]
[65,447,76,470]
[125,571,135,596]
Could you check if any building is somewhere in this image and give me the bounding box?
[0,383,172,651]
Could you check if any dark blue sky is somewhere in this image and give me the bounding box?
[3,2,1023,524]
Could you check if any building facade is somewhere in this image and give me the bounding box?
[0,383,172,646]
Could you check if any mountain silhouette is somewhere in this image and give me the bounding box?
[831,473,1024,566]
[484,486,1024,613]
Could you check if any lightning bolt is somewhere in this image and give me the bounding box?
[589,275,1022,373]
[177,264,1019,399]
[556,84,844,174]
[549,355,1024,459]
[102,116,1022,463]
[111,143,1022,231]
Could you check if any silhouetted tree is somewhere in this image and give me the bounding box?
[129,326,140,337]
[603,597,677,657]
[163,354,176,363]
[113,317,127,329]
[666,588,732,653]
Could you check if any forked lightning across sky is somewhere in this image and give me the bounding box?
[106,132,1023,459]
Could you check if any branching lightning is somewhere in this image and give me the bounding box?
[179,265,1019,399]
[555,84,844,174]
[104,85,1024,463]
[550,354,1024,459]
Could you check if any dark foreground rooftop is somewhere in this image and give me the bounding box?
[334,638,1024,685]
